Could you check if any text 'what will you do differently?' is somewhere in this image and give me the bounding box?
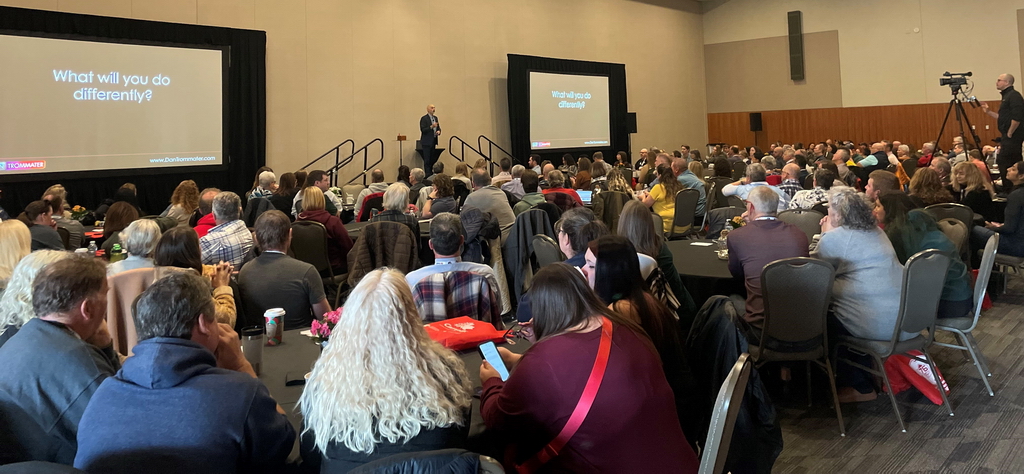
[52,70,172,103]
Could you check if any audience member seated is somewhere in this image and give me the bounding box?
[43,195,84,248]
[512,170,544,216]
[972,161,1024,258]
[160,180,200,228]
[727,186,809,343]
[968,149,994,184]
[674,157,707,218]
[299,268,472,472]
[573,157,593,190]
[154,226,237,327]
[864,169,900,203]
[909,167,955,207]
[96,183,143,220]
[106,219,162,276]
[584,235,699,447]
[559,153,578,176]
[722,163,789,211]
[244,166,272,200]
[875,191,972,320]
[23,200,65,251]
[75,272,294,473]
[293,170,340,217]
[199,191,254,267]
[369,183,420,237]
[708,157,735,209]
[541,169,584,207]
[917,142,937,167]
[811,187,906,403]
[0,220,30,296]
[952,161,998,222]
[353,169,390,214]
[0,257,119,465]
[640,164,684,234]
[832,148,858,187]
[193,187,220,237]
[789,168,837,210]
[592,151,613,175]
[269,172,300,216]
[239,211,329,330]
[100,201,140,254]
[501,164,526,198]
[0,250,73,347]
[297,187,353,275]
[491,157,513,186]
[420,173,459,218]
[463,168,516,241]
[480,264,699,473]
[537,163,555,189]
[778,163,804,199]
[248,170,277,201]
[556,208,607,267]
[405,212,497,289]
[590,160,609,192]
[409,167,427,203]
[929,156,953,188]
[453,163,472,187]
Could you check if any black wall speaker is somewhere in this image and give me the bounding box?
[625,112,637,134]
[749,112,763,132]
[788,11,804,81]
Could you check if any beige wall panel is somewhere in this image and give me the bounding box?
[56,0,131,18]
[196,0,254,29]
[0,0,58,10]
[131,0,196,24]
[254,0,308,170]
[705,31,841,113]
[347,0,396,180]
[304,0,355,177]
[392,0,435,172]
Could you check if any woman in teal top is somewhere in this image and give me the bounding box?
[874,191,973,320]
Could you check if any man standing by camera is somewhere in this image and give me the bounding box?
[982,74,1024,185]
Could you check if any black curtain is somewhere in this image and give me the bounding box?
[506,54,628,167]
[0,6,266,216]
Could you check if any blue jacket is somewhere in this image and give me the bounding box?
[74,338,295,474]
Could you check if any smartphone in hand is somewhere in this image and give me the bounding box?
[479,341,510,381]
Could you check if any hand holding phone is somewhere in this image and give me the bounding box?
[479,341,510,381]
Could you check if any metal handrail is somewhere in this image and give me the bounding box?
[325,138,385,187]
[477,135,516,172]
[301,139,356,179]
[448,135,491,173]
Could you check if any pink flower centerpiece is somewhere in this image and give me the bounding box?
[311,308,342,346]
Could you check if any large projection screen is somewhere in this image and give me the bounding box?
[529,71,610,150]
[0,34,224,176]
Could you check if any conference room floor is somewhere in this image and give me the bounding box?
[773,277,1024,473]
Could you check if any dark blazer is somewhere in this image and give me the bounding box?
[420,113,440,147]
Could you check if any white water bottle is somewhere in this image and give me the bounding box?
[87,240,98,256]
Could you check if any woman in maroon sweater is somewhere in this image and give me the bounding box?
[297,187,353,274]
[480,264,698,473]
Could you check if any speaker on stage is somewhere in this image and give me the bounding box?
[749,112,763,132]
[625,112,637,134]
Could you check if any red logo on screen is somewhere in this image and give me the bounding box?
[533,141,551,148]
[5,160,46,171]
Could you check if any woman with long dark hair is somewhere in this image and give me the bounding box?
[640,164,683,234]
[480,263,697,472]
[270,172,300,217]
[153,226,236,326]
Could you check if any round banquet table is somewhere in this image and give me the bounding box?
[665,239,745,308]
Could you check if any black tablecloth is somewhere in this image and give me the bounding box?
[666,239,745,307]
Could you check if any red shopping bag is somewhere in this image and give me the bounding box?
[424,316,507,351]
[882,350,950,405]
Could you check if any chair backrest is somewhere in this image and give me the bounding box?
[651,213,664,235]
[895,249,952,339]
[699,353,752,474]
[356,193,385,222]
[760,258,835,350]
[923,203,974,232]
[56,226,71,250]
[106,267,159,356]
[290,221,333,277]
[969,234,999,328]
[731,161,747,180]
[726,195,745,209]
[342,184,365,208]
[532,234,563,267]
[704,181,717,212]
[672,188,700,230]
[452,179,471,207]
[777,209,824,242]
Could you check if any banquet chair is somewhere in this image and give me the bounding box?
[726,195,745,210]
[56,226,72,250]
[755,257,844,435]
[701,182,717,231]
[934,234,998,396]
[777,209,824,243]
[924,202,975,232]
[668,188,700,240]
[290,221,347,307]
[651,213,665,237]
[532,234,563,268]
[835,249,953,432]
[341,184,364,210]
[356,193,384,222]
[698,353,752,474]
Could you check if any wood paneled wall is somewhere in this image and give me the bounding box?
[708,103,1001,151]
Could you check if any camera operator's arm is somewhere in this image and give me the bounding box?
[981,102,998,119]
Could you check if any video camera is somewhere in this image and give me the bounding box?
[939,71,971,88]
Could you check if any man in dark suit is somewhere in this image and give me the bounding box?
[419,104,441,177]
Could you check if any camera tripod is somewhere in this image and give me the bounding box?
[935,87,982,152]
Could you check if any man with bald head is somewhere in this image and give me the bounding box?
[419,104,442,176]
[982,74,1024,184]
[778,163,804,199]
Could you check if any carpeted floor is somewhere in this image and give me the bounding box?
[771,275,1024,474]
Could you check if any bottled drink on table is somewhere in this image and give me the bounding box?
[109,244,125,262]
[87,240,98,256]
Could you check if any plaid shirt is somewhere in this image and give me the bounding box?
[543,190,582,212]
[412,270,502,329]
[369,210,420,237]
[199,219,253,267]
[778,179,803,200]
[788,187,828,210]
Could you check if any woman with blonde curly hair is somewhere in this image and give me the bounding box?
[163,180,200,227]
[952,161,997,221]
[0,220,31,295]
[0,250,75,347]
[298,268,472,472]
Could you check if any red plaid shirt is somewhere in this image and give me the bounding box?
[412,271,502,329]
